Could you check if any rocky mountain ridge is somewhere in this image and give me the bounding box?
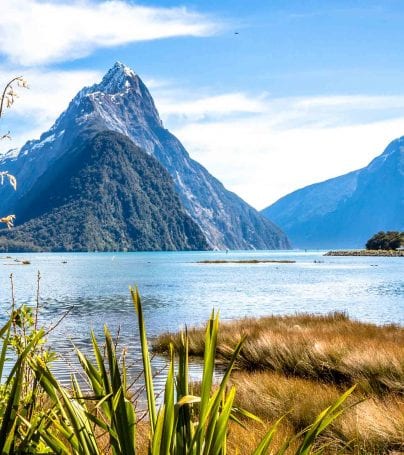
[0,62,290,250]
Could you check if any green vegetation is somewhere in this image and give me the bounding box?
[0,288,358,454]
[155,312,404,453]
[365,231,403,251]
[0,131,209,252]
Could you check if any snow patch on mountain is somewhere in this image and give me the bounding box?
[0,62,290,250]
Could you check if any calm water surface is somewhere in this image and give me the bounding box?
[0,250,402,385]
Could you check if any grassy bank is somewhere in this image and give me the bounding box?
[154,312,403,395]
[154,312,404,453]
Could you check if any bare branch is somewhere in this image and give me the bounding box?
[0,76,28,119]
[0,214,16,229]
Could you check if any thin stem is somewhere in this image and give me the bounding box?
[9,273,16,336]
[45,306,74,336]
[34,271,41,331]
[0,76,22,119]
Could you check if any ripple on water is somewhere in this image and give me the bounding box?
[0,250,402,390]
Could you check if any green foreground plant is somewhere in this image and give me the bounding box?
[0,287,355,454]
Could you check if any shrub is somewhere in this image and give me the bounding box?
[365,231,404,250]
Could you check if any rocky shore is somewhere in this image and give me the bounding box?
[324,249,404,257]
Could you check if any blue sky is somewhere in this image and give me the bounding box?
[0,0,403,208]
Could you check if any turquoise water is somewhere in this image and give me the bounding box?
[0,250,402,384]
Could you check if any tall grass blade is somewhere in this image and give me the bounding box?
[199,311,219,425]
[209,386,237,455]
[151,406,165,455]
[175,329,193,453]
[295,385,356,455]
[161,344,175,455]
[251,416,284,455]
[0,365,23,453]
[131,286,157,432]
[0,319,11,382]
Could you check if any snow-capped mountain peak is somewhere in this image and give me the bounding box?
[0,63,290,250]
[73,62,163,132]
[93,61,139,94]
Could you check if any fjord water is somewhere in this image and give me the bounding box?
[0,250,402,384]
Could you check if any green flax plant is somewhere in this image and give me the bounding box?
[129,287,356,455]
[0,305,54,453]
[0,287,355,454]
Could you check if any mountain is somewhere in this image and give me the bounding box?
[262,137,404,248]
[0,131,208,252]
[0,62,289,250]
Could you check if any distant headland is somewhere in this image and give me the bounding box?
[325,250,404,257]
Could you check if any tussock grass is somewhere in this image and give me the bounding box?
[154,312,404,395]
[230,371,404,453]
[226,420,299,455]
[154,312,404,453]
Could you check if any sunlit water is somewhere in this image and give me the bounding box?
[0,250,402,391]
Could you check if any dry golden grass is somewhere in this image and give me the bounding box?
[153,313,404,453]
[230,371,404,453]
[231,371,341,428]
[86,386,404,454]
[226,419,300,454]
[153,312,404,395]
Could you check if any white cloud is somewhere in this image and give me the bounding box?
[158,92,404,209]
[1,66,403,211]
[0,67,101,146]
[0,0,219,66]
[157,91,404,126]
[158,93,267,120]
[175,117,404,209]
[294,95,404,109]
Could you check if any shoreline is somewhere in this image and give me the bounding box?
[324,249,404,257]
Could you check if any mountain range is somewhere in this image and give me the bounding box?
[0,62,289,252]
[262,136,404,248]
